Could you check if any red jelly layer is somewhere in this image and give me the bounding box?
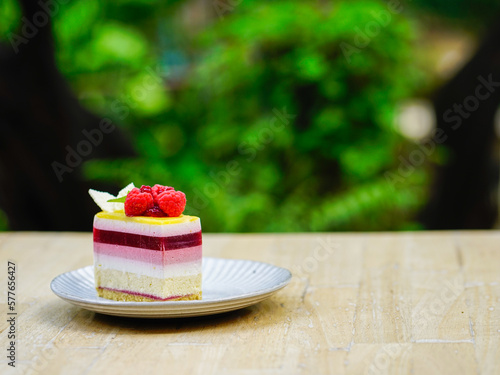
[93,229,202,251]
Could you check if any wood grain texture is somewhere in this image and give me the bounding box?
[0,231,499,374]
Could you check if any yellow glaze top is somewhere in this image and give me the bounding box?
[95,211,199,225]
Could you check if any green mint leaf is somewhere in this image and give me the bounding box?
[107,196,127,203]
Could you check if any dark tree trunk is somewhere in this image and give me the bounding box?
[421,19,500,229]
[0,0,135,231]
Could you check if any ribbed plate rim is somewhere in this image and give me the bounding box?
[50,257,292,317]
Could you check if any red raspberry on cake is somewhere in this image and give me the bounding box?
[157,190,186,217]
[124,188,154,216]
[140,185,152,194]
[152,184,174,202]
[144,206,167,217]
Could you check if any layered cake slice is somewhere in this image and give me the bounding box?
[90,184,202,302]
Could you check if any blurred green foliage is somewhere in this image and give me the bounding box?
[0,209,8,231]
[0,0,21,41]
[2,0,447,231]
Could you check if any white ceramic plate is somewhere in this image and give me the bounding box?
[50,257,292,318]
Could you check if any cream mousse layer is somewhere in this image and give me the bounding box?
[94,249,201,278]
[95,269,201,301]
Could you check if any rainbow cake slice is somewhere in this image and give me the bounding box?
[93,211,202,301]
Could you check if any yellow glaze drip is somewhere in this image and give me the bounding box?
[95,211,198,225]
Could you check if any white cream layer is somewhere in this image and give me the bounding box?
[94,253,201,279]
[94,215,201,237]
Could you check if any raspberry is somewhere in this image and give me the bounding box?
[127,187,141,197]
[144,205,167,217]
[140,185,152,194]
[124,188,154,216]
[152,184,174,202]
[157,190,186,217]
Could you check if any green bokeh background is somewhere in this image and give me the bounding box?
[1,0,497,232]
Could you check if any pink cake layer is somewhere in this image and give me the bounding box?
[94,243,201,265]
[94,229,202,251]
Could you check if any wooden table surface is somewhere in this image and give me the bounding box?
[0,231,499,374]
